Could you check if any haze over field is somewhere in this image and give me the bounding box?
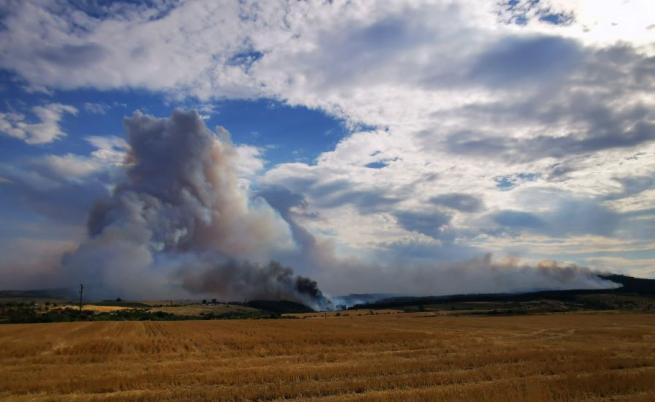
[0,1,654,302]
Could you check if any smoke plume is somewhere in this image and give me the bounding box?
[50,109,618,310]
[181,259,331,309]
[259,187,619,304]
[62,110,327,308]
[305,254,619,308]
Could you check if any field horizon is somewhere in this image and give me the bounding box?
[2,311,655,401]
[3,273,655,325]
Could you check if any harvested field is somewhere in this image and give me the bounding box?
[80,305,135,313]
[1,312,654,401]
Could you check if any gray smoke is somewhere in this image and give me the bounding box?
[181,259,331,310]
[54,109,617,309]
[62,110,327,308]
[311,253,618,306]
[406,254,619,296]
[258,187,619,301]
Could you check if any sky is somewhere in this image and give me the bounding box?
[0,0,654,299]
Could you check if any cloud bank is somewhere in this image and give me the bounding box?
[0,103,77,144]
[0,110,615,307]
[0,1,653,299]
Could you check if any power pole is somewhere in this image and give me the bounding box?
[78,283,84,312]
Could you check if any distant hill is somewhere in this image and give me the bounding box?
[349,274,655,314]
[598,274,655,294]
[332,293,396,309]
[4,274,654,315]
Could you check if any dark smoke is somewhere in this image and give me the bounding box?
[181,259,332,310]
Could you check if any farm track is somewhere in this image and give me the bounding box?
[1,312,654,401]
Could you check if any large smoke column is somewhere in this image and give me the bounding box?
[63,110,330,309]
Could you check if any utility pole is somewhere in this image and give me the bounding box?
[79,283,84,312]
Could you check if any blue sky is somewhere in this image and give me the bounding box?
[0,78,348,166]
[0,0,654,298]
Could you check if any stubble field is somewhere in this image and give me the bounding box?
[1,312,654,401]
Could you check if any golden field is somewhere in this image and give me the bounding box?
[1,312,654,401]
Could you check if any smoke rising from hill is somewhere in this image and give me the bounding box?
[181,259,331,310]
[258,187,619,298]
[62,110,325,307]
[9,109,616,308]
[363,254,619,297]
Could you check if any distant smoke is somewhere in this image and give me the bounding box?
[314,253,619,304]
[328,255,620,308]
[259,187,618,303]
[62,110,326,308]
[48,109,618,309]
[435,254,618,294]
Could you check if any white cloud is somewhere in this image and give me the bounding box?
[4,135,129,186]
[83,102,111,114]
[0,103,77,144]
[513,0,655,48]
[1,1,654,280]
[0,134,129,222]
[36,154,103,179]
[85,135,129,165]
[234,144,265,178]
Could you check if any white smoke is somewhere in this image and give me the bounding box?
[303,244,619,302]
